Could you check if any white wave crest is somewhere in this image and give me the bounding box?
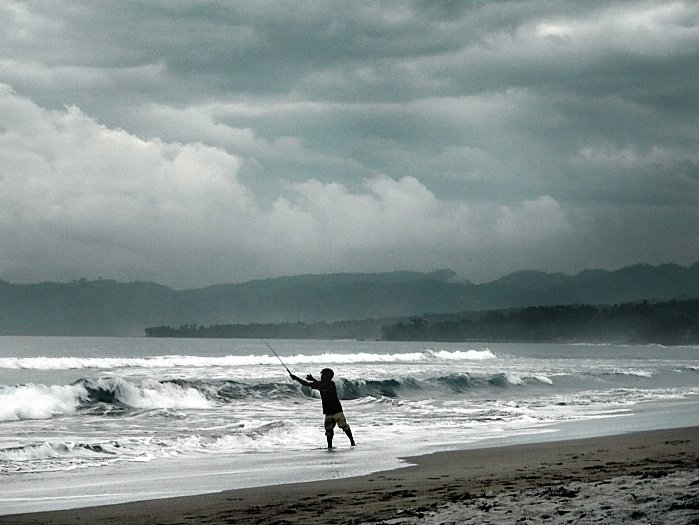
[534,375,554,385]
[0,384,88,422]
[613,369,653,378]
[89,377,212,410]
[0,441,109,463]
[0,349,497,370]
[210,420,318,452]
[121,380,211,409]
[0,379,210,421]
[425,348,497,360]
[501,373,553,386]
[504,373,523,385]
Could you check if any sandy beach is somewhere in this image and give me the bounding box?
[3,426,698,525]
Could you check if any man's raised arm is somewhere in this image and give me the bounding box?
[290,373,312,387]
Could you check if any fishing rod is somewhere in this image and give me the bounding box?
[262,339,291,374]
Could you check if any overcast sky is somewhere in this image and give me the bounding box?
[1,1,698,288]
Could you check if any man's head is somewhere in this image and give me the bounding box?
[320,368,334,380]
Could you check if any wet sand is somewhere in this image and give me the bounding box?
[3,426,698,524]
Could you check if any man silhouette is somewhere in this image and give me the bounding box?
[290,368,356,449]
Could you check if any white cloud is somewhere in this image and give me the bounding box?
[0,87,251,225]
[273,175,452,251]
[575,144,699,171]
[528,2,699,57]
[0,85,581,285]
[495,196,569,243]
[0,85,253,283]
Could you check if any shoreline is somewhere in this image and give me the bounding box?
[4,426,698,525]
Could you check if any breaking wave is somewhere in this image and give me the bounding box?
[0,384,87,421]
[0,378,210,421]
[4,363,693,423]
[0,349,497,370]
[0,370,541,422]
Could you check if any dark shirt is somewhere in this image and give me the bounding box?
[308,379,343,415]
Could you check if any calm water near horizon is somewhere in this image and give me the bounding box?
[1,336,698,514]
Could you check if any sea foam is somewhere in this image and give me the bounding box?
[0,384,87,421]
[0,349,497,370]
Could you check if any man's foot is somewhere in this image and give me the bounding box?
[344,428,355,447]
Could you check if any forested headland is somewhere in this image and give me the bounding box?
[146,299,699,345]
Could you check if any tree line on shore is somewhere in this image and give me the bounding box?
[145,318,387,340]
[381,299,699,345]
[146,299,699,345]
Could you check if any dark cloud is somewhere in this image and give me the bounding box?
[0,1,697,287]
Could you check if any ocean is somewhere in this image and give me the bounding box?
[1,336,698,515]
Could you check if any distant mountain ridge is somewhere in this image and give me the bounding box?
[1,263,697,336]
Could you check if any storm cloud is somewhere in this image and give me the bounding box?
[1,1,697,287]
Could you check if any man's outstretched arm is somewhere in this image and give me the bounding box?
[289,373,312,387]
